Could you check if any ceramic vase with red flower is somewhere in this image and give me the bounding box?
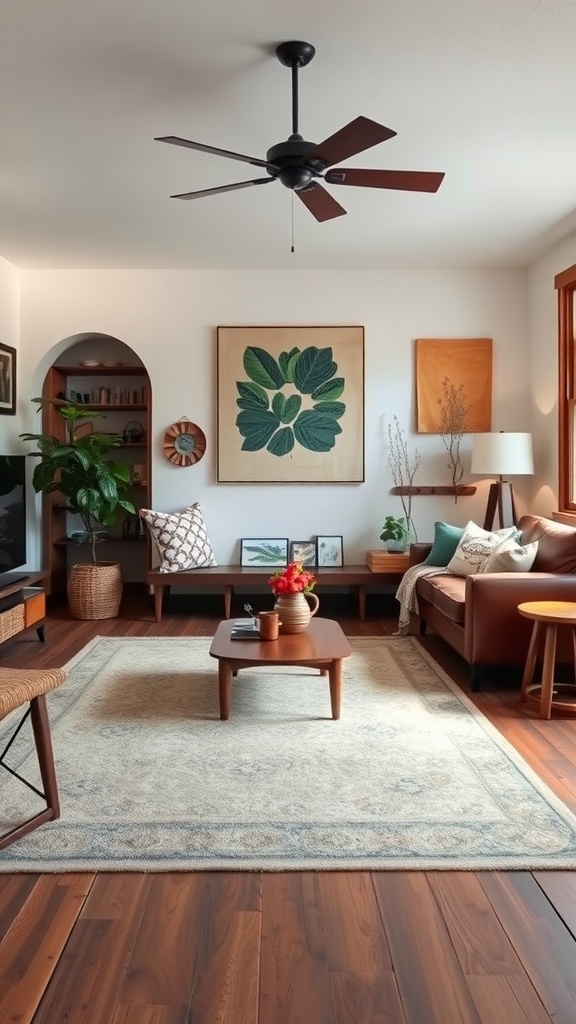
[273,591,319,633]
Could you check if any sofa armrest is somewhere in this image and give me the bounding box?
[410,543,432,567]
[464,571,576,665]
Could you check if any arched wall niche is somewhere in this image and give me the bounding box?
[35,331,152,594]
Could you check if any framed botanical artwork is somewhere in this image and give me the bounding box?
[289,540,317,566]
[217,325,365,482]
[415,338,492,433]
[0,343,16,415]
[240,537,289,568]
[316,535,344,567]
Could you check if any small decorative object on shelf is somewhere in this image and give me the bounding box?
[163,418,207,466]
[123,421,145,443]
[268,561,319,633]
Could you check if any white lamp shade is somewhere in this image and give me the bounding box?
[470,432,534,477]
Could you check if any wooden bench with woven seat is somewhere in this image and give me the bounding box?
[0,666,66,850]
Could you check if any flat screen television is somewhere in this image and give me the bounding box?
[0,454,27,588]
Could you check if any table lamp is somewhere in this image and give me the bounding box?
[470,431,534,530]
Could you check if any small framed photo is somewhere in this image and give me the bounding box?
[0,342,16,415]
[240,537,289,568]
[316,535,344,567]
[290,540,317,566]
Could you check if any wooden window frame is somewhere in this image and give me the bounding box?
[555,262,576,514]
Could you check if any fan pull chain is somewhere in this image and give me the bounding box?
[291,193,295,253]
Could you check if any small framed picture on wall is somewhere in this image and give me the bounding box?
[0,343,16,415]
[316,535,344,567]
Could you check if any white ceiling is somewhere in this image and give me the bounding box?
[3,0,576,271]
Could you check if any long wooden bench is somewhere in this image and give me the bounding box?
[146,565,401,622]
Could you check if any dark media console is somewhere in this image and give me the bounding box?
[0,571,47,646]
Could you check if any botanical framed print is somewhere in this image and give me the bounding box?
[289,540,317,566]
[316,535,344,567]
[415,338,492,433]
[0,343,16,415]
[240,537,289,567]
[217,326,364,482]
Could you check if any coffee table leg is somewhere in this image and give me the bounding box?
[329,659,342,720]
[218,660,233,720]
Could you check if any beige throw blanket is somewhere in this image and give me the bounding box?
[395,563,448,634]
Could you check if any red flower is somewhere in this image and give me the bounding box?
[268,561,316,596]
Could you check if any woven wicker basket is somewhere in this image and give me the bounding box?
[67,562,123,620]
[0,602,25,642]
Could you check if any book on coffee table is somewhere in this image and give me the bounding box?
[230,617,261,640]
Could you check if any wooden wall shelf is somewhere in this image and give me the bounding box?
[392,485,477,496]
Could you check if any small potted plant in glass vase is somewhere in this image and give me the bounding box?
[380,515,410,552]
[268,561,319,633]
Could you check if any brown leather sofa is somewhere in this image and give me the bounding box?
[409,514,576,689]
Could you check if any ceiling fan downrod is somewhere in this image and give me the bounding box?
[275,41,315,138]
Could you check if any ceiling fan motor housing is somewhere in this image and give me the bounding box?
[266,135,325,190]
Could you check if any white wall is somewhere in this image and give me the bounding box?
[528,231,576,515]
[18,268,529,568]
[0,255,20,453]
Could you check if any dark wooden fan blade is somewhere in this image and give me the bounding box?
[325,168,445,192]
[171,178,275,200]
[155,136,271,169]
[296,182,347,222]
[305,117,397,169]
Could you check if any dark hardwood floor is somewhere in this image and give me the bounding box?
[1,588,576,1023]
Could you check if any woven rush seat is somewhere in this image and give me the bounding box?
[0,666,66,850]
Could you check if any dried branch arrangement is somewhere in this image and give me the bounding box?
[387,415,421,540]
[437,377,472,501]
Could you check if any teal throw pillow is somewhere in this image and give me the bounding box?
[424,521,465,566]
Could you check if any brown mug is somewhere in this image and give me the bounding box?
[258,610,281,640]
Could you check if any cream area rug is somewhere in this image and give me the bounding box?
[2,635,576,872]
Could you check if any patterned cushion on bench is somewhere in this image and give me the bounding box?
[139,502,217,572]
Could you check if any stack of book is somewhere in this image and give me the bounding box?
[230,617,261,640]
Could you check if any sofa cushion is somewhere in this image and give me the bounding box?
[446,521,518,577]
[483,537,538,573]
[417,574,466,624]
[424,521,465,566]
[518,514,576,573]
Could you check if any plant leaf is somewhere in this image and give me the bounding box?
[236,380,269,409]
[311,377,345,401]
[266,427,295,456]
[312,401,345,419]
[236,409,280,451]
[293,347,337,395]
[293,409,342,452]
[243,347,285,390]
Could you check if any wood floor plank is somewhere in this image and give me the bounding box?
[533,871,576,937]
[372,872,482,1024]
[118,873,209,1007]
[183,872,261,1024]
[0,874,39,943]
[466,975,552,1024]
[33,873,152,1023]
[427,871,525,975]
[479,871,576,1024]
[111,1007,187,1024]
[0,873,94,1024]
[259,872,333,1024]
[318,872,406,1024]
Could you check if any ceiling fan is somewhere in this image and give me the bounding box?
[155,41,445,222]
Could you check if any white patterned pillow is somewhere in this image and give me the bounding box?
[446,521,519,577]
[139,503,217,572]
[483,538,538,573]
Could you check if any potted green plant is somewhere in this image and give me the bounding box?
[20,398,136,619]
[380,515,409,552]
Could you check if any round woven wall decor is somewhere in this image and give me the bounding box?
[163,418,206,467]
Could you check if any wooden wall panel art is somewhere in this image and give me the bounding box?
[415,338,492,433]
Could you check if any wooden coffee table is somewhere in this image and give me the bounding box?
[209,617,352,720]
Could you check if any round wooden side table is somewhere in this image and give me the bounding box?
[518,601,576,720]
